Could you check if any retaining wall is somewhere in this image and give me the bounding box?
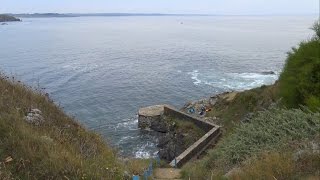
[169,127,220,167]
[163,105,221,168]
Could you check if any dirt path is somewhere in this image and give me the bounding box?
[153,168,182,180]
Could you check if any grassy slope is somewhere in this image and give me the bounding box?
[0,75,146,179]
[206,84,279,132]
[183,108,320,179]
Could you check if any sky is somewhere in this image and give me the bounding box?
[1,0,319,15]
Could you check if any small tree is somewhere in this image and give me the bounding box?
[311,20,320,40]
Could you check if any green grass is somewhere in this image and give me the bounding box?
[164,115,206,147]
[0,74,149,179]
[182,108,320,179]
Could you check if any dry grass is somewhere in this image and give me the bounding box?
[231,152,295,180]
[0,74,141,179]
[231,148,320,180]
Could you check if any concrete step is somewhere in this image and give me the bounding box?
[153,168,182,179]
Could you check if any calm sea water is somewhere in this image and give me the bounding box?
[0,15,317,158]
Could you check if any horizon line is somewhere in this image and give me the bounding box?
[5,12,319,16]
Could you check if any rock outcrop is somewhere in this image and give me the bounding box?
[24,109,44,126]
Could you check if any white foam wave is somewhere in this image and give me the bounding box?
[115,118,138,130]
[134,141,156,158]
[62,63,99,73]
[188,70,279,91]
[187,70,202,85]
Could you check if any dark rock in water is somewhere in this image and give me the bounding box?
[260,71,276,75]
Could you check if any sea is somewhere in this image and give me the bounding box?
[0,15,317,158]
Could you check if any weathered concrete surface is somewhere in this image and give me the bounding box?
[153,168,181,180]
[139,105,165,117]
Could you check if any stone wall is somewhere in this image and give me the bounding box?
[138,104,221,168]
[163,105,221,168]
[169,127,220,167]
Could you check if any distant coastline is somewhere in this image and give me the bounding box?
[10,13,319,18]
[12,13,212,18]
[13,13,78,18]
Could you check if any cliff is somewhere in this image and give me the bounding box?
[0,74,151,179]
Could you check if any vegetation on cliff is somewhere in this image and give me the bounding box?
[0,14,21,22]
[279,21,320,111]
[182,20,320,179]
[183,108,320,179]
[0,74,151,179]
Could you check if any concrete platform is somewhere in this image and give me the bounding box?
[138,105,166,129]
[138,105,165,117]
[153,168,181,179]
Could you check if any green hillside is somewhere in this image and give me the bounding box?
[182,20,320,179]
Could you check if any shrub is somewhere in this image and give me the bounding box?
[279,20,320,110]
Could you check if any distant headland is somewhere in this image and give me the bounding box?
[0,14,21,22]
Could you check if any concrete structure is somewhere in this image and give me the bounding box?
[138,105,164,128]
[138,105,221,168]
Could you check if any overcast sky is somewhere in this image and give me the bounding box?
[1,0,319,15]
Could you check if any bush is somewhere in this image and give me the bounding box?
[183,108,320,178]
[279,20,320,110]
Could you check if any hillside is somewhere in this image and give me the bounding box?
[0,73,152,179]
[0,14,21,22]
[181,20,320,179]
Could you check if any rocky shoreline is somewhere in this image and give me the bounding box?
[142,86,276,163]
